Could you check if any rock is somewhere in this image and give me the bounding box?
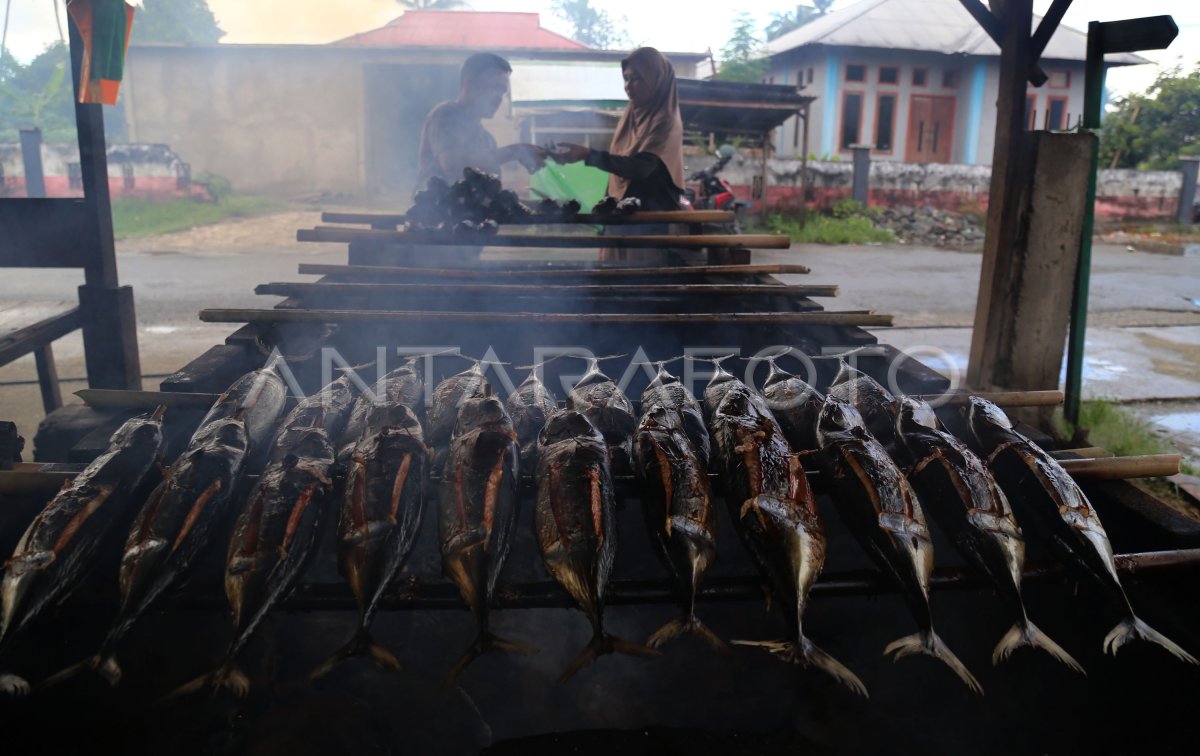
[876,205,985,250]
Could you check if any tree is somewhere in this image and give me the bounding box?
[131,0,224,45]
[0,43,77,142]
[396,0,470,8]
[1100,65,1200,170]
[718,12,767,83]
[765,2,833,42]
[552,0,631,50]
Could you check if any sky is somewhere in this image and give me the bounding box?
[2,0,1197,96]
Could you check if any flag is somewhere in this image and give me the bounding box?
[67,0,137,105]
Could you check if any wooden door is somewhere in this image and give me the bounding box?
[905,95,956,163]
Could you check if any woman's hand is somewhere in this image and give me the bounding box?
[548,142,591,164]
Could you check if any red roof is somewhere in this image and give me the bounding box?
[334,11,588,50]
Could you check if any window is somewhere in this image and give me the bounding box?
[1047,96,1069,130]
[807,67,814,84]
[845,64,866,83]
[1048,70,1071,88]
[942,69,959,88]
[875,93,897,152]
[1025,95,1037,130]
[840,92,863,150]
[879,66,899,85]
[912,68,928,86]
[798,69,805,89]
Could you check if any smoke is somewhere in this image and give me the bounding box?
[208,0,399,45]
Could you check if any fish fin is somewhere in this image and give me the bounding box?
[558,632,659,684]
[163,663,251,701]
[445,631,538,688]
[1103,616,1198,664]
[309,629,402,681]
[731,637,868,697]
[647,614,731,656]
[884,630,984,695]
[0,673,31,697]
[38,654,121,690]
[993,620,1085,674]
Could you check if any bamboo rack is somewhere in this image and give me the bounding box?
[297,226,791,250]
[297,262,812,280]
[321,209,737,227]
[255,281,840,299]
[198,308,895,327]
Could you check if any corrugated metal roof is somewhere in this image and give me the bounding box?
[766,0,1146,64]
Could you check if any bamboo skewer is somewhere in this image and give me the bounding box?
[199,308,895,327]
[255,281,840,298]
[321,209,737,227]
[297,226,792,250]
[1059,454,1182,480]
[298,262,812,279]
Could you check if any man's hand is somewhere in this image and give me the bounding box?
[548,142,590,164]
[512,143,546,173]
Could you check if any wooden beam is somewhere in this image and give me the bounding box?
[0,308,82,366]
[33,344,63,414]
[1030,0,1074,60]
[255,281,839,298]
[297,226,791,250]
[75,389,220,410]
[957,0,1049,85]
[199,308,894,327]
[321,209,737,227]
[297,262,812,280]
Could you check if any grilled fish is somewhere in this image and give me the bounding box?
[640,362,710,466]
[0,409,166,696]
[428,361,491,473]
[967,396,1196,663]
[827,361,898,452]
[338,357,425,468]
[818,395,982,693]
[761,359,824,456]
[439,397,532,683]
[505,370,557,469]
[567,358,636,475]
[705,371,865,695]
[312,401,429,678]
[633,404,725,653]
[896,399,1082,673]
[191,365,289,451]
[170,376,359,697]
[535,410,656,682]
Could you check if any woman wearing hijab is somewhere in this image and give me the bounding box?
[549,47,686,212]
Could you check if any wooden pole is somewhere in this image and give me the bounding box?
[255,281,840,298]
[298,227,792,250]
[199,308,894,327]
[1059,454,1181,480]
[297,262,812,280]
[321,209,737,227]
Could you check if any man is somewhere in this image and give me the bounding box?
[417,53,544,187]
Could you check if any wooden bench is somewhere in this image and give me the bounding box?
[0,299,83,413]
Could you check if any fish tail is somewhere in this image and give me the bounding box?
[730,636,868,697]
[884,629,984,695]
[558,632,660,684]
[445,631,538,688]
[309,628,402,681]
[162,662,251,702]
[646,613,731,656]
[1103,616,1198,664]
[993,619,1086,674]
[38,653,122,690]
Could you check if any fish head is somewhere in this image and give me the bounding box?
[369,401,423,436]
[275,427,335,462]
[110,413,167,457]
[967,395,1014,443]
[539,409,601,446]
[455,396,514,436]
[197,417,250,453]
[898,397,941,432]
[817,394,868,440]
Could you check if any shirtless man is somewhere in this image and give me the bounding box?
[417,52,544,186]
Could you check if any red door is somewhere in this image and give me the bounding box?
[905,95,956,163]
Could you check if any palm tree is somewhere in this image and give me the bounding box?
[396,0,470,9]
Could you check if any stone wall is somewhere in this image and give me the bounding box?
[688,153,1186,220]
[0,142,209,200]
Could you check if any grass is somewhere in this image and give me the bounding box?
[1059,399,1197,478]
[110,195,287,240]
[758,213,896,245]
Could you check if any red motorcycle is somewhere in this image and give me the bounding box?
[682,145,750,231]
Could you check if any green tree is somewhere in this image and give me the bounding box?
[766,2,833,42]
[0,43,77,142]
[131,0,224,45]
[552,0,631,50]
[718,12,767,82]
[1100,65,1200,170]
[397,0,470,8]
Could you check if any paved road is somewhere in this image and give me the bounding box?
[2,233,1198,459]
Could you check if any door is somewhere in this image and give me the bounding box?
[905,95,956,163]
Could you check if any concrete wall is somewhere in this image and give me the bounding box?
[0,142,208,199]
[688,152,1184,219]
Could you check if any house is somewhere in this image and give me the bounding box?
[764,0,1146,164]
[120,12,705,196]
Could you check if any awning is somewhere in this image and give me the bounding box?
[677,79,815,138]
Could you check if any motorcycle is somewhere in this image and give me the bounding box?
[682,144,751,233]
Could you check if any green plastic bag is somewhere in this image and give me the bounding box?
[530,162,609,208]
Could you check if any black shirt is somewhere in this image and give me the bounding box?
[584,149,682,211]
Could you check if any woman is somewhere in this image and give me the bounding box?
[550,47,686,213]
